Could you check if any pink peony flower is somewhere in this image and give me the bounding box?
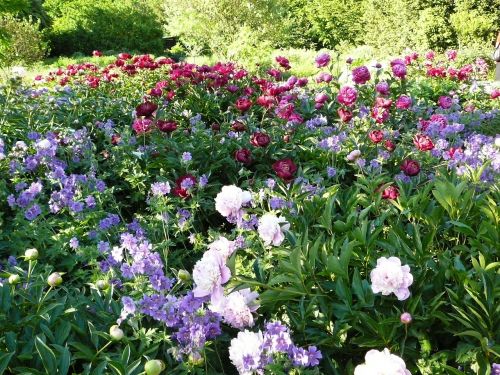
[381,185,399,199]
[370,256,413,300]
[352,66,371,85]
[396,95,412,110]
[446,49,457,61]
[437,96,453,109]
[368,130,384,144]
[192,250,231,304]
[257,213,289,246]
[375,81,390,96]
[354,348,411,375]
[132,118,153,134]
[315,53,331,68]
[208,236,236,261]
[210,289,260,329]
[337,86,358,106]
[316,72,333,83]
[414,134,434,151]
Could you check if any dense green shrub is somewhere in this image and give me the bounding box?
[0,14,48,66]
[164,0,287,58]
[44,0,164,56]
[415,6,456,51]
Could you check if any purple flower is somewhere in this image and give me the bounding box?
[25,204,41,221]
[327,166,337,178]
[69,237,79,249]
[181,152,192,162]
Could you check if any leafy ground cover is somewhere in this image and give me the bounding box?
[0,50,499,374]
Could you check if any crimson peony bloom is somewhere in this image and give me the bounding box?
[384,140,396,152]
[157,120,177,133]
[368,130,384,143]
[250,132,271,147]
[338,108,353,122]
[272,159,297,182]
[234,149,252,165]
[231,121,246,132]
[118,53,132,60]
[173,174,197,198]
[381,185,400,200]
[400,159,421,176]
[414,134,434,151]
[136,102,158,117]
[235,97,252,112]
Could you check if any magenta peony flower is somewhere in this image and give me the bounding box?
[352,66,371,85]
[275,56,291,70]
[391,60,407,79]
[437,96,453,109]
[132,118,153,134]
[396,95,412,109]
[272,158,297,182]
[400,159,421,176]
[375,81,390,96]
[337,86,358,106]
[368,130,384,144]
[315,53,331,68]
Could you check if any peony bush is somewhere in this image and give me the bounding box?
[0,49,499,374]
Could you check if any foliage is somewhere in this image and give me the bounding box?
[0,14,48,66]
[43,0,164,56]
[0,49,499,374]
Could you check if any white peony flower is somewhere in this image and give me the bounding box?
[370,257,413,301]
[192,250,231,304]
[257,213,290,246]
[229,330,263,375]
[215,185,252,220]
[354,348,411,375]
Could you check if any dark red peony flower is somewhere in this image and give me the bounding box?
[414,134,434,151]
[157,120,177,133]
[231,121,246,132]
[234,148,252,165]
[400,159,421,176]
[368,130,384,143]
[250,132,271,147]
[381,185,400,200]
[338,108,353,122]
[235,97,252,112]
[111,133,121,145]
[272,158,297,182]
[173,174,197,198]
[136,101,158,117]
[384,140,396,152]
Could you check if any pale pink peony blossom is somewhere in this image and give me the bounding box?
[370,256,413,301]
[210,288,259,329]
[215,185,252,223]
[192,250,231,304]
[208,236,237,261]
[354,348,411,375]
[257,213,290,246]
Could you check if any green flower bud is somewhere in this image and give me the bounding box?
[47,272,62,287]
[8,274,20,285]
[109,325,124,341]
[177,269,191,282]
[96,280,109,290]
[24,248,39,261]
[144,359,165,375]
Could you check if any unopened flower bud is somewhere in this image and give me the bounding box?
[178,270,191,282]
[189,352,204,366]
[109,325,124,341]
[47,272,62,287]
[8,274,20,285]
[96,280,109,290]
[400,312,412,324]
[24,248,39,261]
[144,359,165,375]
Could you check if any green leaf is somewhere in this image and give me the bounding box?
[0,352,14,375]
[35,336,57,374]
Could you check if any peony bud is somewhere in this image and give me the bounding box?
[400,312,412,324]
[24,248,39,261]
[47,272,63,287]
[178,270,191,282]
[96,280,109,290]
[8,274,20,285]
[144,359,165,375]
[109,325,124,341]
